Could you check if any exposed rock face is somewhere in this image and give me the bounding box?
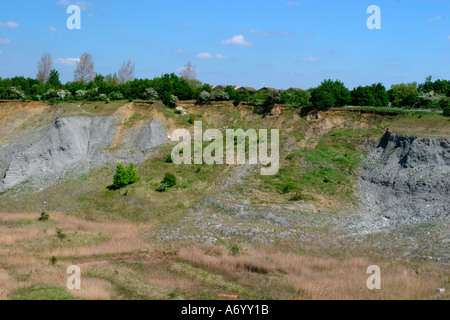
[0,116,167,191]
[359,132,450,232]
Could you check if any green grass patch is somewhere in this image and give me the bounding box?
[11,285,82,300]
[259,126,384,205]
[170,263,261,300]
[88,264,172,300]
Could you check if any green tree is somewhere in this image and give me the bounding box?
[162,92,178,108]
[418,76,434,93]
[388,82,418,108]
[281,89,309,106]
[113,163,129,189]
[48,69,62,88]
[371,83,389,107]
[351,86,375,106]
[310,87,336,109]
[127,163,138,184]
[263,90,282,112]
[94,74,105,84]
[113,163,139,189]
[105,73,119,86]
[310,79,350,109]
[433,79,450,97]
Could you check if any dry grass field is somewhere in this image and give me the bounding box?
[0,211,447,300]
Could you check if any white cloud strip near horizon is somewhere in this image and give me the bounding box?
[54,58,80,66]
[0,39,11,45]
[221,35,253,47]
[197,53,227,59]
[427,16,442,22]
[0,21,20,28]
[301,56,319,62]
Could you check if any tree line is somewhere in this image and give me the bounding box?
[0,52,448,115]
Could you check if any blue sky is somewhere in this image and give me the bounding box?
[0,0,449,89]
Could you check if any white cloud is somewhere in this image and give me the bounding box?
[197,52,227,59]
[427,16,442,22]
[448,35,450,40]
[246,28,293,37]
[54,58,80,66]
[49,27,58,32]
[287,2,299,5]
[0,39,11,44]
[301,56,319,62]
[0,21,20,28]
[173,48,184,54]
[58,0,92,11]
[222,35,253,47]
[0,50,3,54]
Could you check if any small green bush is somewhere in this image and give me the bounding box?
[165,155,173,163]
[282,184,294,194]
[231,245,240,255]
[156,173,177,192]
[162,173,177,188]
[156,182,168,193]
[127,163,138,184]
[113,163,139,189]
[56,228,67,240]
[50,256,58,265]
[188,114,195,125]
[38,211,50,222]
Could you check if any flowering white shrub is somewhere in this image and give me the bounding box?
[43,89,56,100]
[109,91,124,100]
[99,94,107,101]
[87,87,99,100]
[142,88,159,100]
[198,90,211,104]
[170,94,179,107]
[211,90,230,101]
[8,87,25,99]
[417,91,442,107]
[56,90,71,100]
[76,90,87,99]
